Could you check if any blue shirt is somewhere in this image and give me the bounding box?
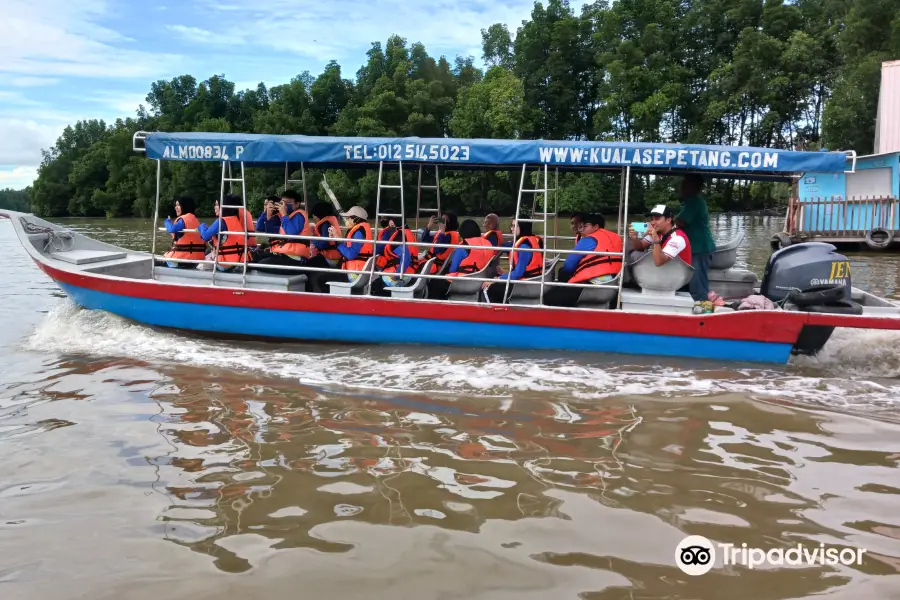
[337,227,367,261]
[420,229,453,247]
[280,209,306,237]
[561,236,598,276]
[164,217,186,241]
[498,240,534,280]
[384,241,413,273]
[255,213,281,235]
[312,220,336,251]
[198,219,225,242]
[447,247,469,274]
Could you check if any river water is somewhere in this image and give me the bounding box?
[2,215,900,599]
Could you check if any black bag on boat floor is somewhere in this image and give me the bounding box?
[796,300,863,315]
[788,285,846,308]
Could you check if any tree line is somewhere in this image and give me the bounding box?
[24,0,900,220]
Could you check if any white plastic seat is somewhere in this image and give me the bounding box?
[507,258,560,305]
[445,255,499,302]
[576,273,622,308]
[387,257,436,299]
[710,232,745,270]
[155,266,307,291]
[327,256,376,296]
[630,250,694,294]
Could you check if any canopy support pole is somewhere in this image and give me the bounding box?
[617,166,631,310]
[150,159,161,281]
[211,161,228,287]
[238,161,249,288]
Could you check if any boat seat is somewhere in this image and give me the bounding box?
[507,258,560,305]
[53,249,127,265]
[328,256,376,296]
[446,255,499,302]
[154,265,308,291]
[710,232,745,270]
[576,273,622,309]
[388,257,436,300]
[630,251,694,294]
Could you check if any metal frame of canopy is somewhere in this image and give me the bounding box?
[133,130,858,306]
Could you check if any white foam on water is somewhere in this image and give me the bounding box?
[21,301,900,412]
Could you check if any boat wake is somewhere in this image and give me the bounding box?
[22,301,900,414]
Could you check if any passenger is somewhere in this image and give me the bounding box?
[543,213,623,307]
[427,219,492,299]
[253,189,311,274]
[369,219,418,297]
[255,196,282,236]
[309,206,373,293]
[422,211,461,273]
[676,174,716,300]
[163,196,204,269]
[198,199,250,271]
[248,195,280,262]
[196,200,219,271]
[629,204,692,265]
[571,212,584,243]
[481,220,543,304]
[306,202,343,270]
[482,213,504,255]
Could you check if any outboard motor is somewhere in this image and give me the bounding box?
[760,242,862,356]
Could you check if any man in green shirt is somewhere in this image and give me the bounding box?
[676,174,716,301]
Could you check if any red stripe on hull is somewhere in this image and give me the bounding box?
[38,262,811,344]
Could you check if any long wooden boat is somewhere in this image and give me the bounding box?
[4,132,900,365]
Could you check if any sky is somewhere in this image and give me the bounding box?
[0,0,591,191]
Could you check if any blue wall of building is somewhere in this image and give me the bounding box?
[797,153,900,233]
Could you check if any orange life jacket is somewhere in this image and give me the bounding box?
[448,237,494,276]
[482,229,504,257]
[214,215,248,264]
[164,213,206,261]
[570,228,624,283]
[427,230,461,265]
[342,222,374,272]
[315,215,342,262]
[271,209,311,259]
[377,227,419,274]
[510,236,544,279]
[238,208,257,246]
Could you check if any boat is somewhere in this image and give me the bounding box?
[4,131,900,365]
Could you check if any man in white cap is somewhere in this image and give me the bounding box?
[309,205,374,292]
[629,204,692,267]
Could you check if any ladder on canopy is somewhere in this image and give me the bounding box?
[501,164,555,305]
[284,163,309,212]
[415,165,441,234]
[369,161,409,294]
[212,160,250,288]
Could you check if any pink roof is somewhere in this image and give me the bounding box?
[875,60,900,154]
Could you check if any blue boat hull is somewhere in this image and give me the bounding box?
[60,283,794,364]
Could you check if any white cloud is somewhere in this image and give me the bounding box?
[0,118,59,167]
[0,167,38,190]
[0,0,181,79]
[165,24,218,44]
[7,76,61,87]
[179,0,591,65]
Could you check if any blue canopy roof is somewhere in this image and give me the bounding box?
[140,131,850,175]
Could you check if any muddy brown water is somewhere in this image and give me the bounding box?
[2,215,900,599]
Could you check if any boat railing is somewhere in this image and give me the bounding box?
[153,228,627,293]
[789,195,899,237]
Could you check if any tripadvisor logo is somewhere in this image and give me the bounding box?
[675,535,866,576]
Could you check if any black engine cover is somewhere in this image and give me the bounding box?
[760,242,851,303]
